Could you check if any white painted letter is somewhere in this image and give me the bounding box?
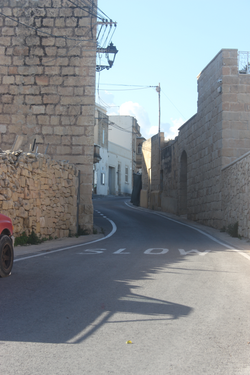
[83,248,106,254]
[144,248,169,255]
[113,248,130,254]
[178,249,210,256]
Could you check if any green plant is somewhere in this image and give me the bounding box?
[93,228,98,234]
[226,222,238,238]
[77,226,89,236]
[220,226,226,233]
[15,230,47,246]
[15,231,28,246]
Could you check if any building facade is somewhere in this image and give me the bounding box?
[93,104,109,195]
[0,0,97,232]
[141,49,250,237]
[94,109,143,196]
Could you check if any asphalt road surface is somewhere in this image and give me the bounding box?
[1,196,250,374]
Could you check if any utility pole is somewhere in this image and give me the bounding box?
[156,83,161,165]
[156,83,161,133]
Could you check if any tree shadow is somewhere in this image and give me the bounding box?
[0,197,230,345]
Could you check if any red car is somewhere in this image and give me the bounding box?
[0,213,14,277]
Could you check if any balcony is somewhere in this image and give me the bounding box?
[94,144,102,164]
[238,51,250,74]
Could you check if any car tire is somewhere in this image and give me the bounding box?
[0,235,14,278]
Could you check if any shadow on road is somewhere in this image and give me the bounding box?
[0,197,198,344]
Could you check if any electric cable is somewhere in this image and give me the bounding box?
[162,90,186,120]
[102,24,112,48]
[0,11,95,42]
[97,87,153,91]
[79,0,111,20]
[67,0,104,20]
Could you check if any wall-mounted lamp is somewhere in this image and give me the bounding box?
[96,42,118,72]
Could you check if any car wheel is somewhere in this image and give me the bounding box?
[0,235,14,277]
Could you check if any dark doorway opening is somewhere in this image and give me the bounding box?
[180,151,187,215]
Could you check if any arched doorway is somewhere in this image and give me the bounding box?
[179,150,187,215]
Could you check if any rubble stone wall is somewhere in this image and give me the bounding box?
[0,150,79,238]
[0,0,96,232]
[221,151,250,238]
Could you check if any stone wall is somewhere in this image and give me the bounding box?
[0,0,96,232]
[221,151,250,238]
[141,49,250,235]
[0,150,79,238]
[160,139,178,214]
[222,50,250,166]
[140,132,164,210]
[176,50,224,227]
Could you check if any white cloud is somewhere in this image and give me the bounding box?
[148,125,158,136]
[96,92,185,141]
[163,118,185,140]
[119,101,151,133]
[96,91,120,116]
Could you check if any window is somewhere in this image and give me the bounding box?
[101,173,105,185]
[102,128,105,144]
[138,144,142,154]
[125,166,129,183]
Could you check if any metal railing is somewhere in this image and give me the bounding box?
[238,51,250,74]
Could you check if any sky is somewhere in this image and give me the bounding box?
[96,0,250,140]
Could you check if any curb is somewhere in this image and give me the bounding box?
[14,233,105,259]
[126,201,250,254]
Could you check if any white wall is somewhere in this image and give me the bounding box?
[108,116,133,151]
[94,148,109,195]
[108,141,133,195]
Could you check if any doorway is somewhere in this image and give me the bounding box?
[109,166,116,195]
[179,151,187,215]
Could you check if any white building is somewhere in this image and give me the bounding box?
[108,141,133,195]
[93,106,142,196]
[109,115,141,177]
[93,104,109,195]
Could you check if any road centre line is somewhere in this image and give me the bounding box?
[14,215,117,263]
[125,201,250,261]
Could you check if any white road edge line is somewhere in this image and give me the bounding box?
[14,218,117,263]
[125,201,250,261]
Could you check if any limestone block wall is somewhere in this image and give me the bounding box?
[0,0,96,232]
[150,133,164,192]
[160,139,178,214]
[221,151,250,238]
[177,51,224,227]
[221,50,250,166]
[140,137,152,208]
[140,132,164,210]
[0,150,79,238]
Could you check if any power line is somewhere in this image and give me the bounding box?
[99,83,153,87]
[108,121,139,135]
[79,0,111,20]
[0,11,95,42]
[98,83,187,120]
[67,0,103,20]
[162,90,187,120]
[97,87,153,91]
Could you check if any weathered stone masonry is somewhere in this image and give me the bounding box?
[221,151,250,239]
[0,150,79,238]
[141,49,250,237]
[0,0,96,232]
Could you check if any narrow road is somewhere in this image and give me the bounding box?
[1,196,250,374]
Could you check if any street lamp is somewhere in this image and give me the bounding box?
[96,42,118,72]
